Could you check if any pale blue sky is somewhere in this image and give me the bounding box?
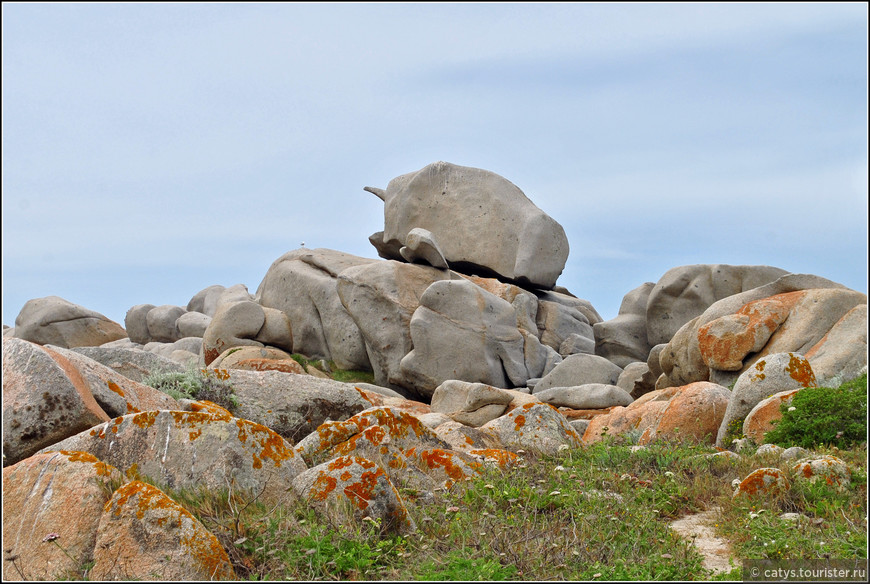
[2,2,867,329]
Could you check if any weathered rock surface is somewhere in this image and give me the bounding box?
[45,345,180,417]
[91,480,235,580]
[202,299,293,365]
[3,338,111,466]
[292,455,416,534]
[534,384,633,410]
[256,248,375,370]
[227,369,374,444]
[2,451,123,581]
[715,352,817,447]
[646,265,790,346]
[369,161,569,289]
[69,346,186,383]
[583,381,730,446]
[660,275,861,388]
[480,402,583,456]
[39,410,306,505]
[336,260,452,393]
[12,296,127,348]
[398,279,529,396]
[430,380,514,427]
[594,282,655,368]
[804,303,868,387]
[534,353,623,392]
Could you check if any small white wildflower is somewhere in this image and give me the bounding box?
[549,490,561,496]
[484,484,495,489]
[788,406,796,412]
[664,471,674,477]
[750,512,760,519]
[554,465,566,472]
[558,444,570,452]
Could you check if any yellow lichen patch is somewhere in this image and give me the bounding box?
[125,402,140,414]
[131,411,158,429]
[178,518,236,580]
[107,380,125,397]
[188,401,233,420]
[189,429,203,441]
[785,354,817,387]
[60,450,99,464]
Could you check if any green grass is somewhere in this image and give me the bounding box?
[145,434,865,581]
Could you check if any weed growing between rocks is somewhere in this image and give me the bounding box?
[142,366,239,412]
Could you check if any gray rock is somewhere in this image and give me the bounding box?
[228,369,373,443]
[201,300,292,365]
[13,296,127,348]
[46,345,179,417]
[176,311,211,338]
[536,300,594,353]
[125,304,156,344]
[186,284,226,316]
[534,353,624,393]
[337,260,452,394]
[480,402,582,456]
[145,304,186,343]
[593,282,654,368]
[559,333,596,357]
[70,346,185,383]
[398,279,529,396]
[399,227,449,269]
[534,384,634,409]
[616,361,649,396]
[256,248,375,370]
[370,161,569,289]
[430,380,514,427]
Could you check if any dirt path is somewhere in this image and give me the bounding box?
[669,506,736,576]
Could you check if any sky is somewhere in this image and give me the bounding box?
[2,2,868,330]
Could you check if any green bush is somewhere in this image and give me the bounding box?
[764,373,867,449]
[143,367,239,412]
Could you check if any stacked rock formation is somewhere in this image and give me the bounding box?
[3,161,867,580]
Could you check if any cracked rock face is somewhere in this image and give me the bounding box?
[368,161,570,290]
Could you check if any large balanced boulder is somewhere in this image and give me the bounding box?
[12,296,127,348]
[534,353,623,392]
[256,248,375,370]
[366,161,569,289]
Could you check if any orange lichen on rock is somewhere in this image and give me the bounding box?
[131,411,158,429]
[344,469,384,509]
[468,448,520,468]
[784,353,817,387]
[733,467,790,498]
[513,415,526,431]
[311,474,339,502]
[107,380,125,397]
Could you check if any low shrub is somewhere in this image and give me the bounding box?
[764,373,867,449]
[143,367,239,412]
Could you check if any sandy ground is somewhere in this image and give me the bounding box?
[670,506,737,576]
